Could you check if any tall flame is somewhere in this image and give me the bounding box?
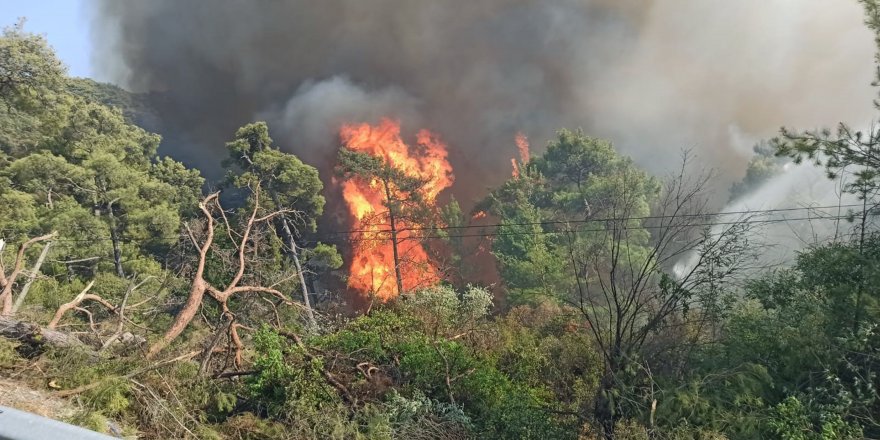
[515,132,531,163]
[511,132,531,178]
[339,119,454,300]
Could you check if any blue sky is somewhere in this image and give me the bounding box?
[1,0,93,78]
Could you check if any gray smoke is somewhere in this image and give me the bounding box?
[89,0,877,204]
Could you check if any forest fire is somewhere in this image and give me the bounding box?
[516,132,531,163]
[339,119,454,300]
[511,132,530,178]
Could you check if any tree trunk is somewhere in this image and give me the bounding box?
[594,348,625,439]
[0,315,96,356]
[854,195,868,333]
[147,279,207,358]
[0,283,13,315]
[281,218,316,328]
[11,241,52,314]
[107,201,125,278]
[594,372,618,439]
[389,214,404,296]
[383,180,405,296]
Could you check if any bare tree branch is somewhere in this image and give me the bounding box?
[0,232,58,315]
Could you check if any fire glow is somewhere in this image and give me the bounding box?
[339,119,454,300]
[511,132,530,178]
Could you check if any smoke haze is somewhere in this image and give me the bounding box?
[90,0,877,204]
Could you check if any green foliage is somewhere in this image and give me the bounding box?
[248,326,339,418]
[302,242,343,271]
[729,141,786,200]
[482,129,658,305]
[385,390,474,436]
[67,411,111,435]
[663,237,880,438]
[66,78,154,125]
[656,363,772,437]
[238,285,591,439]
[225,122,325,231]
[772,123,880,196]
[222,121,339,321]
[0,337,22,369]
[0,24,203,339]
[0,20,66,112]
[768,397,862,440]
[400,284,492,335]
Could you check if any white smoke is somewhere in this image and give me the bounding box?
[674,162,864,278]
[580,0,877,180]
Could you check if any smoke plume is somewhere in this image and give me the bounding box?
[90,0,877,203]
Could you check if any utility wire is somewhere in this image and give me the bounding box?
[320,203,869,235]
[0,204,872,244]
[328,214,861,243]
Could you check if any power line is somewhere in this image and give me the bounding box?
[319,203,868,235]
[329,214,860,243]
[0,204,871,244]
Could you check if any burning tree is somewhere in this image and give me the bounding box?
[336,119,454,300]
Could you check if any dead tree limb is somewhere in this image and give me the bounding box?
[101,276,152,350]
[229,322,247,369]
[12,240,53,314]
[0,232,58,315]
[213,370,258,379]
[147,194,219,358]
[0,315,95,355]
[47,281,121,330]
[198,312,233,376]
[281,217,317,329]
[148,190,294,358]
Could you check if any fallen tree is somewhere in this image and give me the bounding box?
[0,315,94,356]
[147,189,298,358]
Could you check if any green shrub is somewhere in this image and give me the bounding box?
[768,397,862,440]
[0,338,21,369]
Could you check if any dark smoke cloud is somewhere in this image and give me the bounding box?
[90,0,876,204]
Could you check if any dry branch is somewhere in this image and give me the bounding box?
[148,190,296,358]
[229,322,246,368]
[0,232,57,315]
[11,240,53,314]
[198,315,231,376]
[101,276,152,350]
[47,281,119,330]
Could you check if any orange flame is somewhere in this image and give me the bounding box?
[339,119,454,300]
[511,132,530,178]
[472,211,488,220]
[515,132,531,163]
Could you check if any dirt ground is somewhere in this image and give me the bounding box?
[0,378,76,420]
